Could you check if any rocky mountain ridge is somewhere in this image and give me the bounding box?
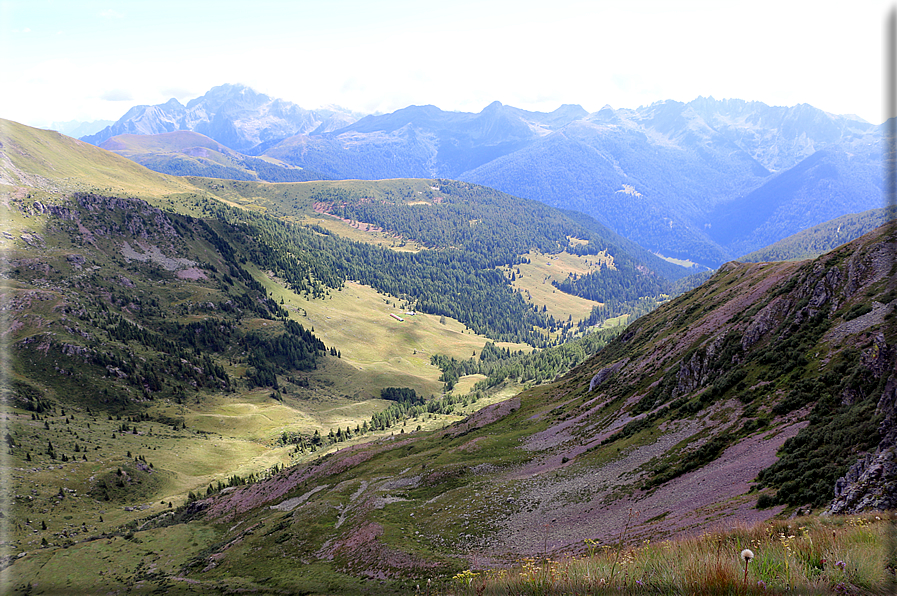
[82,83,361,152]
[83,85,885,267]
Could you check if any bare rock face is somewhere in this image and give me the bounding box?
[589,359,627,391]
[674,335,728,396]
[742,295,791,351]
[828,370,897,514]
[829,446,897,514]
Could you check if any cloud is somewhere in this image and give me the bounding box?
[101,89,133,101]
[98,9,124,19]
[159,87,194,101]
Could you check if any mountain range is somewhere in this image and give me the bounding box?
[82,84,886,268]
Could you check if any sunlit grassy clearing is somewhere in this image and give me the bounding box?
[179,390,311,440]
[599,313,631,329]
[505,250,607,323]
[153,388,393,462]
[654,252,701,268]
[300,213,428,252]
[253,263,531,397]
[452,374,488,396]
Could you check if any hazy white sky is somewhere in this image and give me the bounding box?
[1,0,893,127]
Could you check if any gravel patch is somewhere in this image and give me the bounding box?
[269,484,329,512]
[486,418,806,556]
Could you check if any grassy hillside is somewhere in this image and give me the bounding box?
[101,131,228,153]
[0,119,196,197]
[101,131,329,182]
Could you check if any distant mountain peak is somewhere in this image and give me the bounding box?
[82,83,362,152]
[210,82,257,95]
[551,104,589,118]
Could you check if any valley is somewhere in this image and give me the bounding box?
[1,105,895,595]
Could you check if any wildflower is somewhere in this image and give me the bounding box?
[757,580,767,590]
[835,560,845,570]
[741,549,754,584]
[453,570,478,586]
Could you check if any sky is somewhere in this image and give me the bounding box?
[1,0,894,129]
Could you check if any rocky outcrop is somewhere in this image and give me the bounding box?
[829,449,897,514]
[807,262,843,313]
[673,335,730,396]
[742,295,791,350]
[828,362,897,514]
[69,193,183,243]
[589,359,628,391]
[28,200,77,220]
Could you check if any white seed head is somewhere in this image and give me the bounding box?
[741,548,754,562]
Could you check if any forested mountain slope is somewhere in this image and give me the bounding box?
[739,205,896,262]
[461,100,882,265]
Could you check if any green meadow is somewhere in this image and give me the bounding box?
[504,249,609,324]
